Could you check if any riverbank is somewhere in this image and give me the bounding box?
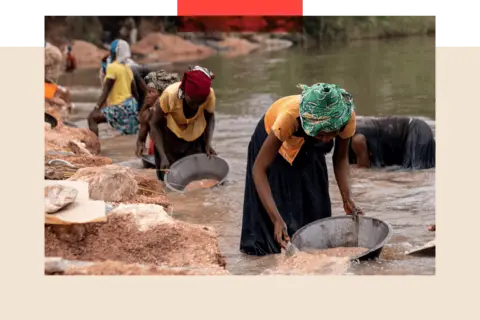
[47,16,434,70]
[68,32,295,69]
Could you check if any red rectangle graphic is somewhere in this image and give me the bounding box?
[177,0,303,16]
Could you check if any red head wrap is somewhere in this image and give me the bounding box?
[180,67,214,101]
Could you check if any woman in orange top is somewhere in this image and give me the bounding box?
[149,66,216,180]
[240,83,363,256]
[45,43,73,116]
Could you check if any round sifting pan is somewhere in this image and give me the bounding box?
[141,155,156,169]
[45,112,78,129]
[45,112,58,128]
[291,215,393,261]
[164,153,230,193]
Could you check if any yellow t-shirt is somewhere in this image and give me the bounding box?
[264,95,357,165]
[159,82,216,142]
[105,61,134,106]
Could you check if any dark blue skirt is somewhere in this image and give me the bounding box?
[240,116,333,256]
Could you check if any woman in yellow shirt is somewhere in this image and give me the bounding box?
[149,66,216,180]
[88,39,139,136]
[240,83,363,256]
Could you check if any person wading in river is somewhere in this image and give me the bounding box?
[348,116,435,170]
[88,39,139,136]
[99,41,150,111]
[240,83,364,256]
[149,66,216,181]
[136,70,180,159]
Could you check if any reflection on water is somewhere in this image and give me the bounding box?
[64,37,435,275]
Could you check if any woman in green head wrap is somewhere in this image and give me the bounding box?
[240,83,363,256]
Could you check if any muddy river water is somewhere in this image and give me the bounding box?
[62,36,435,275]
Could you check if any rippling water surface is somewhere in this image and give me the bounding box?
[63,36,435,275]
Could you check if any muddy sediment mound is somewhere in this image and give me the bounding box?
[45,99,70,122]
[217,37,260,57]
[45,125,101,155]
[46,258,228,275]
[131,32,215,63]
[44,153,113,180]
[45,204,226,269]
[67,165,169,207]
[263,251,351,275]
[68,165,138,202]
[71,40,108,69]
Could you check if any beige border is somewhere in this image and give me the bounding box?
[0,46,476,319]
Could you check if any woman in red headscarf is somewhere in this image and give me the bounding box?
[149,66,217,180]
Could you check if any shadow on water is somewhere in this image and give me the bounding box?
[65,36,435,275]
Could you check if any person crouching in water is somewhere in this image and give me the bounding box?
[348,116,435,170]
[135,70,180,160]
[240,83,363,255]
[88,39,139,136]
[149,66,216,181]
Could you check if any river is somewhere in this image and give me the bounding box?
[61,36,435,275]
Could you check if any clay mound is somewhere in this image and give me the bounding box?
[45,126,101,155]
[132,33,215,63]
[66,165,169,206]
[45,99,69,122]
[68,165,138,202]
[44,154,113,180]
[45,154,112,168]
[45,204,226,269]
[217,37,260,57]
[71,40,108,69]
[46,259,228,275]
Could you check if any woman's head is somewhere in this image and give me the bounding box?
[298,83,356,142]
[144,70,180,105]
[179,66,215,109]
[110,39,131,63]
[45,45,63,83]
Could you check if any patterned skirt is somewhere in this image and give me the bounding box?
[101,97,139,135]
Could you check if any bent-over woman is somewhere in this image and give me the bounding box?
[88,39,139,136]
[136,70,180,157]
[349,116,435,169]
[149,66,216,180]
[240,83,363,256]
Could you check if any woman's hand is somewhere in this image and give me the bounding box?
[159,156,170,171]
[343,198,364,215]
[273,218,289,249]
[206,145,217,158]
[135,141,145,157]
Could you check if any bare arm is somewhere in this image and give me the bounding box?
[96,78,114,108]
[137,108,151,144]
[131,79,139,101]
[204,111,215,150]
[333,136,352,202]
[149,100,168,164]
[351,134,370,168]
[252,132,284,225]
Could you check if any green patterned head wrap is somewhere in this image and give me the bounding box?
[297,82,355,136]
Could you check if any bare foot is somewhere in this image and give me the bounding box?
[428,224,436,232]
